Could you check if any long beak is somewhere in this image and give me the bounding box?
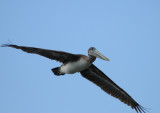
[94,49,110,61]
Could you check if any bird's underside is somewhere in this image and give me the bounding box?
[1,44,146,113]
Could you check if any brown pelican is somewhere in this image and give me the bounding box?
[1,44,146,113]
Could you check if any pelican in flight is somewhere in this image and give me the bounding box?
[1,44,146,113]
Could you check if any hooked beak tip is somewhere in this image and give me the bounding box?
[102,57,110,61]
[105,58,110,61]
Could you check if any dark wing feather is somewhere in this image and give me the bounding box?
[80,64,145,113]
[1,44,80,63]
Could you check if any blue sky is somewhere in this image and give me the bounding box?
[0,0,160,113]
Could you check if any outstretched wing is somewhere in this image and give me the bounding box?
[1,44,80,63]
[80,64,145,113]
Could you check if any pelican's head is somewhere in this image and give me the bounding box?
[88,47,110,61]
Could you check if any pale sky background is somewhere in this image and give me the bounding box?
[0,0,160,113]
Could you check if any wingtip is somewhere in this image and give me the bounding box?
[134,105,150,113]
[1,44,12,47]
[1,40,14,47]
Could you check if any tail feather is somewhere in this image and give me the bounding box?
[51,67,64,75]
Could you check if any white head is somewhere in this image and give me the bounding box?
[88,47,110,61]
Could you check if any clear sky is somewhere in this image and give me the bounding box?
[0,0,160,113]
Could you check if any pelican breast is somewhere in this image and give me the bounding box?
[60,57,91,74]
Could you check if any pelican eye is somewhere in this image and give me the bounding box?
[90,47,95,50]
